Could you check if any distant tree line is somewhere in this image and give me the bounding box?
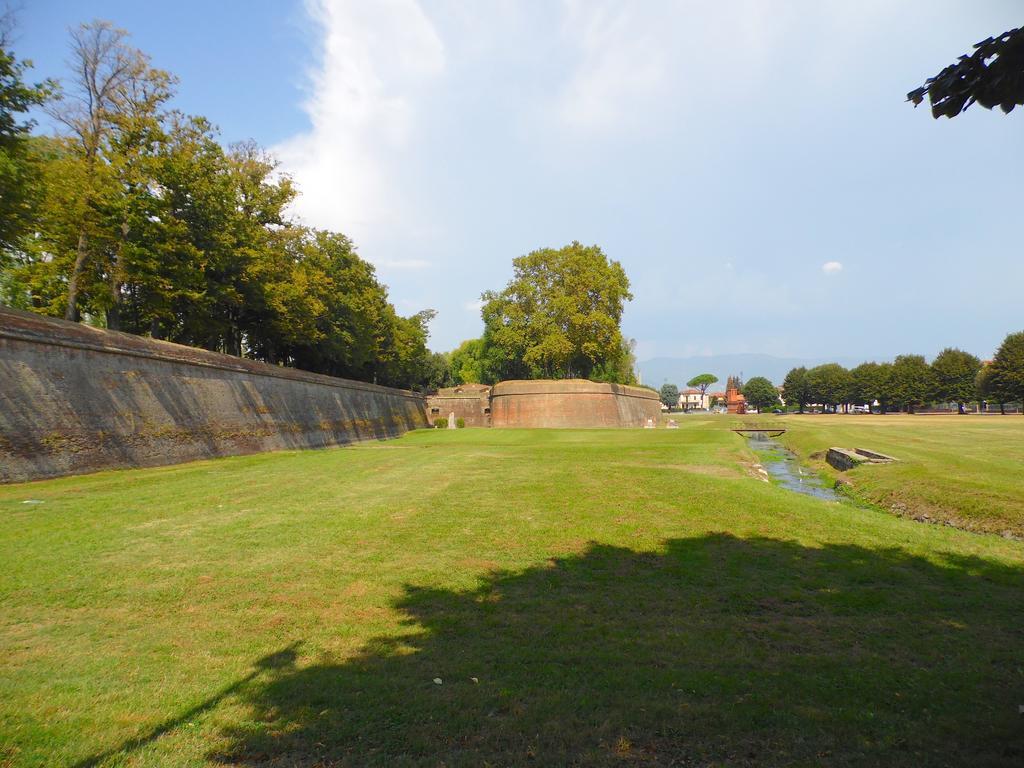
[780,333,1024,414]
[0,20,434,389]
[433,242,637,388]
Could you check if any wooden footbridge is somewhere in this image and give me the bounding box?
[730,422,787,438]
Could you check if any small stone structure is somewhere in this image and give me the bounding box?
[826,447,898,471]
[489,379,661,428]
[0,307,427,482]
[426,384,491,427]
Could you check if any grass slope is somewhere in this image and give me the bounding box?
[772,414,1024,536]
[1,426,1022,766]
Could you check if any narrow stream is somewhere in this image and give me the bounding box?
[746,434,840,501]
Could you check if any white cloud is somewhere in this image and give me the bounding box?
[554,1,799,135]
[380,259,431,271]
[822,261,843,274]
[464,298,485,313]
[557,2,670,132]
[552,1,900,137]
[274,0,444,248]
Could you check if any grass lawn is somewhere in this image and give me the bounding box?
[2,425,1023,766]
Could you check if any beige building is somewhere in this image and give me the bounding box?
[677,388,710,411]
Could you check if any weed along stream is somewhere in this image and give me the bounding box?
[744,432,840,501]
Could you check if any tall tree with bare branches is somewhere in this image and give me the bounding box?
[45,20,172,321]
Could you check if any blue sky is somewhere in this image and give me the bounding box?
[17,1,1024,365]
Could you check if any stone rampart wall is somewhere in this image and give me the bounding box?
[426,396,490,427]
[489,379,660,428]
[0,307,427,482]
[426,385,491,427]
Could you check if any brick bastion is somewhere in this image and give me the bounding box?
[0,306,428,483]
[489,379,661,428]
[426,383,492,427]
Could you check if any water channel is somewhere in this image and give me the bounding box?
[745,433,840,501]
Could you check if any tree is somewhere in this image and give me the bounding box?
[989,331,1024,412]
[659,383,679,411]
[45,21,174,322]
[908,27,1024,118]
[874,362,896,414]
[0,24,54,254]
[4,18,438,392]
[421,352,453,391]
[805,364,850,412]
[480,242,632,382]
[781,367,810,413]
[848,362,886,412]
[931,348,982,413]
[686,373,718,398]
[891,355,933,413]
[590,336,638,385]
[375,309,435,390]
[975,364,1006,415]
[0,15,55,308]
[742,376,779,412]
[449,338,488,384]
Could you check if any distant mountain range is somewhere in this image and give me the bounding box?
[637,353,865,389]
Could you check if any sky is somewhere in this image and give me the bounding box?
[16,1,1024,365]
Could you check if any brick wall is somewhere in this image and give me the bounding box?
[490,380,660,428]
[426,385,491,427]
[0,307,427,482]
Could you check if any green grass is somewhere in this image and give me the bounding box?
[1,425,1023,766]
[769,413,1024,537]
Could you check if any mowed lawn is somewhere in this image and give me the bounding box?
[771,413,1024,537]
[1,425,1023,767]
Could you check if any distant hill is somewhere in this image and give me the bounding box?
[638,353,864,389]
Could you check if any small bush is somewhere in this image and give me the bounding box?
[456,418,466,428]
[434,418,448,429]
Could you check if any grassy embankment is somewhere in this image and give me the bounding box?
[763,413,1024,537]
[2,424,1023,766]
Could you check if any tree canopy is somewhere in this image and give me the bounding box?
[848,362,891,413]
[975,364,1004,413]
[890,355,933,414]
[908,27,1024,118]
[741,376,778,412]
[0,23,53,260]
[0,20,436,390]
[478,242,634,383]
[686,373,718,395]
[931,348,982,412]
[781,367,810,412]
[990,331,1024,409]
[805,364,851,410]
[659,383,679,410]
[448,338,488,385]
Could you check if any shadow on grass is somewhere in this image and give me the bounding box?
[211,535,1022,767]
[70,644,301,768]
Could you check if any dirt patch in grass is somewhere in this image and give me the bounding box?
[454,558,502,572]
[610,461,744,479]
